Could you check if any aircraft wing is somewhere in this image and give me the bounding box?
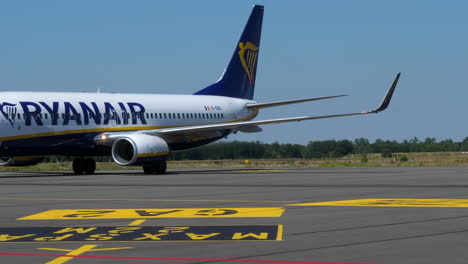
[141,73,400,136]
[246,94,348,109]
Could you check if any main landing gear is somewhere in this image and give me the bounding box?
[73,158,96,175]
[142,160,167,175]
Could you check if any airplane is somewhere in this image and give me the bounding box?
[0,5,400,175]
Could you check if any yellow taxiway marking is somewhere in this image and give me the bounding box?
[20,207,285,220]
[129,219,146,225]
[276,224,284,241]
[289,199,468,207]
[234,170,288,172]
[39,244,133,264]
[0,198,299,203]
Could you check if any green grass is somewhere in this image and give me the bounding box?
[2,152,468,172]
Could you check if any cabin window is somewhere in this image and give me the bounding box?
[177,113,181,119]
[150,113,154,119]
[182,113,185,119]
[17,113,21,120]
[44,113,48,119]
[221,113,224,118]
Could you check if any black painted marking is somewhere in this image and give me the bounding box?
[0,225,280,242]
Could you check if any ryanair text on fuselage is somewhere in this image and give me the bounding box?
[1,101,147,127]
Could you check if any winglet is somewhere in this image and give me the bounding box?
[369,73,401,113]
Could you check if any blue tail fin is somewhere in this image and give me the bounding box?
[194,5,263,100]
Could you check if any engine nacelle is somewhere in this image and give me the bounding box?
[111,134,169,166]
[0,157,44,167]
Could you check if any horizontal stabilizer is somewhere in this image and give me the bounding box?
[246,95,348,109]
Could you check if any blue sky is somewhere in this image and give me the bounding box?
[1,0,467,144]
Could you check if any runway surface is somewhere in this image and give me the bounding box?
[1,166,468,264]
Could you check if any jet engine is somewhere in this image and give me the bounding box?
[111,134,169,166]
[0,157,44,166]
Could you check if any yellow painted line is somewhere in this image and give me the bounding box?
[19,207,285,220]
[42,244,97,264]
[87,247,134,251]
[129,219,146,226]
[276,224,283,241]
[0,198,299,203]
[289,199,468,207]
[234,170,288,173]
[39,245,133,264]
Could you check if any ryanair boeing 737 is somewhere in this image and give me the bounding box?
[0,5,400,174]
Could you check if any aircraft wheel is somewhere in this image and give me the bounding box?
[72,158,85,175]
[84,158,96,175]
[142,160,166,175]
[143,165,155,174]
[154,160,167,174]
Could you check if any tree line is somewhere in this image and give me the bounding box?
[169,137,468,160]
[43,137,468,162]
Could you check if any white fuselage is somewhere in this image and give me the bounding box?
[0,92,257,156]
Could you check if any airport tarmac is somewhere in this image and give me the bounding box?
[1,166,468,264]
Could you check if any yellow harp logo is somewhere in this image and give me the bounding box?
[238,42,259,83]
